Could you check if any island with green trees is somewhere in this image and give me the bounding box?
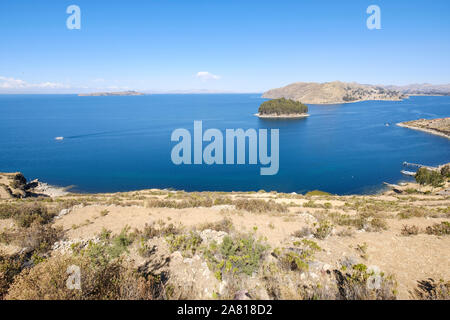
[255,98,309,118]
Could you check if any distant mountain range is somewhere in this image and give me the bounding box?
[262,81,450,104]
[384,83,450,96]
[78,91,145,96]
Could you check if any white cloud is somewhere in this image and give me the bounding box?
[195,71,221,81]
[0,76,69,89]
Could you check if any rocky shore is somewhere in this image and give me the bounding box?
[0,172,69,199]
[397,118,450,139]
[254,113,310,119]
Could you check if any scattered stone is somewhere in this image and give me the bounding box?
[340,256,359,269]
[234,289,251,300]
[199,229,228,245]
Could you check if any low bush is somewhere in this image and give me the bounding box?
[0,202,56,227]
[0,252,25,299]
[368,218,388,232]
[139,221,182,240]
[203,234,268,281]
[425,221,450,236]
[166,232,203,257]
[5,254,160,300]
[415,168,444,187]
[410,278,450,300]
[196,218,233,233]
[397,207,427,219]
[401,225,419,236]
[313,220,333,239]
[277,240,321,272]
[440,165,450,178]
[233,199,288,214]
[334,264,397,300]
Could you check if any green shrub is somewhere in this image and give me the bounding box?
[313,220,333,239]
[440,165,450,178]
[415,168,444,187]
[166,232,203,257]
[334,264,397,300]
[277,240,321,272]
[204,234,268,281]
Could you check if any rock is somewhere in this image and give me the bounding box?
[308,261,332,272]
[340,256,359,269]
[234,289,251,300]
[0,184,13,199]
[25,179,39,190]
[298,213,318,224]
[51,238,100,254]
[55,208,71,219]
[367,265,381,275]
[11,189,26,198]
[199,229,228,245]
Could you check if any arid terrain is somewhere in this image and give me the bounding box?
[262,81,406,104]
[1,171,449,300]
[397,118,450,139]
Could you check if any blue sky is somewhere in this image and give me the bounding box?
[1,0,449,93]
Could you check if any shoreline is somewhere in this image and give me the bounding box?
[254,113,310,119]
[396,122,450,139]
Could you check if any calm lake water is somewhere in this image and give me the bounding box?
[0,94,449,194]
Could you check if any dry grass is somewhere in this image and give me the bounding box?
[5,254,161,300]
[0,202,56,228]
[401,225,419,236]
[233,199,288,214]
[425,221,450,236]
[410,279,450,300]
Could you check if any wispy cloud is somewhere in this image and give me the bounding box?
[195,71,221,81]
[0,76,69,89]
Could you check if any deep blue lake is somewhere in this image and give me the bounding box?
[0,94,449,194]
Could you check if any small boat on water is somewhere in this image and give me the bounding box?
[55,136,64,141]
[401,170,416,176]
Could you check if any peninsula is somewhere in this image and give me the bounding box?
[397,117,450,139]
[78,91,145,97]
[262,81,407,104]
[255,98,309,118]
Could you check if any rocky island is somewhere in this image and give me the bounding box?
[262,81,407,105]
[397,117,450,139]
[255,98,309,118]
[78,91,145,97]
